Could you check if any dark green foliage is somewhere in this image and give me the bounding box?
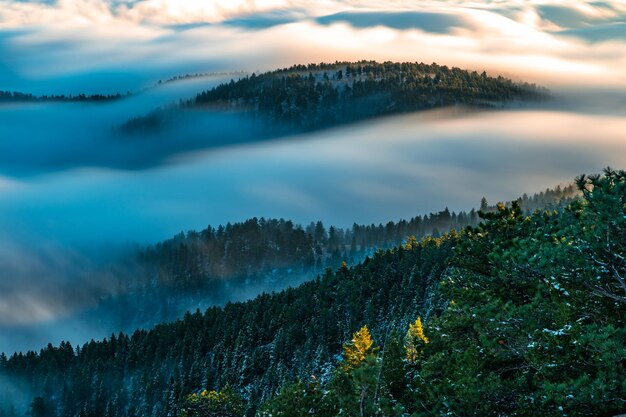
[408,169,626,416]
[259,378,337,417]
[573,168,626,304]
[0,233,454,416]
[139,218,317,289]
[122,61,549,134]
[138,213,468,289]
[0,90,128,103]
[380,333,408,404]
[135,180,574,295]
[191,61,548,133]
[481,183,579,214]
[1,171,622,417]
[100,212,475,330]
[29,397,54,417]
[68,185,572,346]
[242,170,624,417]
[260,329,400,417]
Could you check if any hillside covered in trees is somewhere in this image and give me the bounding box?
[121,61,549,135]
[138,183,577,291]
[95,183,578,331]
[0,91,129,103]
[1,170,622,417]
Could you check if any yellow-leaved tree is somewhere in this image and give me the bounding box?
[405,236,418,250]
[180,387,245,417]
[342,325,374,371]
[405,317,429,363]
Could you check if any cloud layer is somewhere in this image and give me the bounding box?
[0,0,625,92]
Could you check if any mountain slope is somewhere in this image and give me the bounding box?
[74,183,579,338]
[121,61,549,135]
[1,171,623,417]
[2,234,454,417]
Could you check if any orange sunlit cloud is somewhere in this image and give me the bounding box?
[0,0,624,89]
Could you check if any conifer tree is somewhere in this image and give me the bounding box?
[380,333,407,402]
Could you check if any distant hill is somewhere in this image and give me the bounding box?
[0,90,129,103]
[120,60,549,134]
[92,182,579,333]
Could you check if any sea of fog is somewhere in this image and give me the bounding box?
[1,92,625,245]
[0,83,625,353]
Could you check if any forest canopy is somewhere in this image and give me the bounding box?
[121,61,550,135]
[0,169,623,417]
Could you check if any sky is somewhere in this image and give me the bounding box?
[0,0,625,94]
[0,0,625,352]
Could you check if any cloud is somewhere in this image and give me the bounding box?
[221,8,306,29]
[0,0,310,27]
[316,10,477,33]
[536,2,623,28]
[0,0,624,179]
[0,239,126,326]
[0,0,624,94]
[2,0,625,31]
[558,22,626,43]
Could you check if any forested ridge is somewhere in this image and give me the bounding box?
[121,61,549,134]
[97,184,577,331]
[0,91,129,103]
[1,171,623,417]
[138,183,577,291]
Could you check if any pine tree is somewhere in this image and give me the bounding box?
[480,196,489,212]
[380,333,407,402]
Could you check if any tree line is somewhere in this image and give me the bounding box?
[121,61,550,134]
[93,182,577,332]
[192,61,549,132]
[0,91,130,103]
